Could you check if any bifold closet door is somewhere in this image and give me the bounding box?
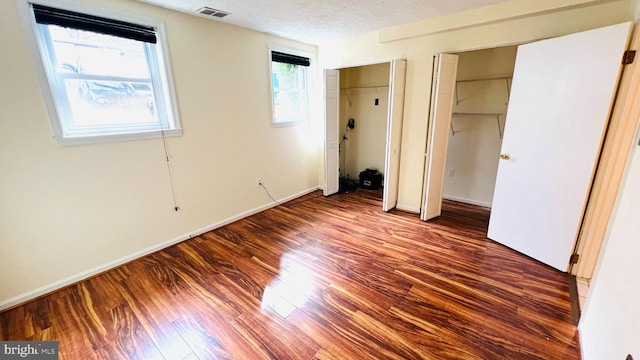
[324,69,340,196]
[421,53,458,221]
[383,59,407,211]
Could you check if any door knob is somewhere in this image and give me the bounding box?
[500,153,511,160]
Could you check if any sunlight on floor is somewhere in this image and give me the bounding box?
[261,254,316,318]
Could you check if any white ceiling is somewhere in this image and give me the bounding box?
[135,0,516,45]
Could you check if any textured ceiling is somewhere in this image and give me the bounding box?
[135,0,515,45]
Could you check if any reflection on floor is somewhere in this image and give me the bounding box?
[0,190,579,359]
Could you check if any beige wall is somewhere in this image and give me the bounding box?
[339,63,389,179]
[0,0,319,307]
[444,46,516,207]
[319,0,636,212]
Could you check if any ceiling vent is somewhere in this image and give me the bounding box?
[196,7,230,18]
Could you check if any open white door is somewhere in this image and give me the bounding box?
[324,69,340,196]
[420,54,458,221]
[488,23,632,271]
[383,60,407,211]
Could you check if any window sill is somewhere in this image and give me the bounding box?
[271,120,306,128]
[54,128,183,146]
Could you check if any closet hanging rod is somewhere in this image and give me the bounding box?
[450,113,504,138]
[456,76,512,83]
[452,112,502,117]
[342,85,389,90]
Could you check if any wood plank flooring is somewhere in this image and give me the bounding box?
[0,190,580,359]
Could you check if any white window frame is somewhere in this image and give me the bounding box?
[17,0,182,146]
[268,45,314,127]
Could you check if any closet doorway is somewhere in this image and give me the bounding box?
[324,60,406,211]
[339,63,390,193]
[421,47,516,219]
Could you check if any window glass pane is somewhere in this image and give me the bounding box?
[48,25,150,78]
[272,61,307,123]
[64,79,157,128]
[275,90,304,119]
[273,62,301,89]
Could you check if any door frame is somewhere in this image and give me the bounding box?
[572,23,640,278]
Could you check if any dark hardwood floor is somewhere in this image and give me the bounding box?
[0,190,580,359]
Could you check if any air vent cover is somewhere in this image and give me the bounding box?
[196,7,230,18]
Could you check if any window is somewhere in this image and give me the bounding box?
[270,48,312,126]
[23,2,180,145]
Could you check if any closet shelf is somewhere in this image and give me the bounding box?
[342,85,389,106]
[451,76,512,138]
[455,76,512,105]
[450,112,504,138]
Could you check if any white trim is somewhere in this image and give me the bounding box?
[377,0,604,43]
[54,128,183,146]
[396,204,421,214]
[0,186,322,311]
[443,195,492,208]
[154,22,181,135]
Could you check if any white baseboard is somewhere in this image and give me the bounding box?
[443,195,492,208]
[0,186,322,311]
[577,328,588,360]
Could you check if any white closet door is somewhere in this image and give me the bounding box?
[383,59,407,211]
[324,69,340,196]
[488,22,632,271]
[421,54,459,221]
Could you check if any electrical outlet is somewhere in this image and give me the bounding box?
[448,169,455,177]
[257,178,262,186]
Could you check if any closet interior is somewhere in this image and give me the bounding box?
[443,46,517,208]
[338,63,390,190]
